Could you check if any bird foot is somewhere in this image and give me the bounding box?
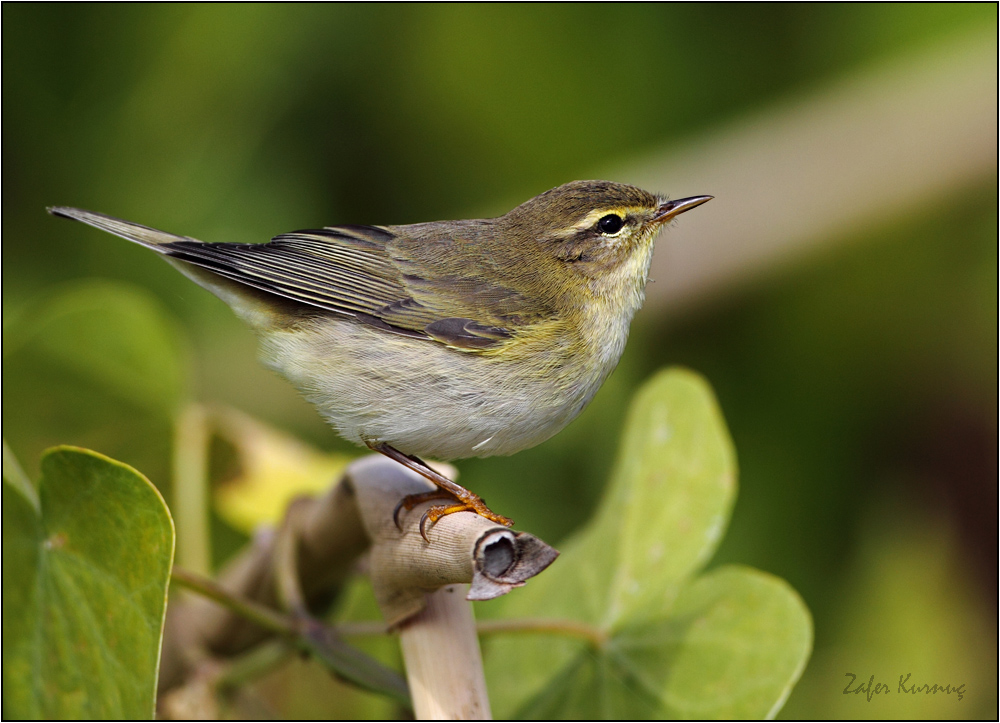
[392,488,514,542]
[370,441,514,541]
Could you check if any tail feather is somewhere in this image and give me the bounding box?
[47,206,197,251]
[47,205,289,327]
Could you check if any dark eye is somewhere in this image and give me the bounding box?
[597,214,624,235]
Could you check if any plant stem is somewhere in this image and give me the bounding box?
[166,582,608,649]
[476,618,608,648]
[170,566,295,637]
[214,641,295,692]
[336,616,608,648]
[172,403,212,576]
[170,566,410,704]
[336,621,391,637]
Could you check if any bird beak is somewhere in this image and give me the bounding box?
[653,195,713,224]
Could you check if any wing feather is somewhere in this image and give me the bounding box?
[158,225,548,350]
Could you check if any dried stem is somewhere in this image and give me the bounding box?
[159,453,559,721]
[345,456,559,626]
[398,585,491,720]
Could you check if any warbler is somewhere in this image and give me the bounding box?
[49,181,710,538]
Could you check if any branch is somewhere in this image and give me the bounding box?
[158,454,559,720]
[343,456,558,719]
[346,456,559,626]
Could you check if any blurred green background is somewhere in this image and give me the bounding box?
[3,4,996,719]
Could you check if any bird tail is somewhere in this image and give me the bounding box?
[47,206,196,251]
[47,205,289,328]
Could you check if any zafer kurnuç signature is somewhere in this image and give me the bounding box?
[843,673,965,702]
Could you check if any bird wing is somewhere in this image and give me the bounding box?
[161,225,548,350]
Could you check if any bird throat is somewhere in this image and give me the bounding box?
[582,239,656,371]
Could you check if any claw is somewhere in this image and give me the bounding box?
[392,499,406,530]
[391,488,458,534]
[366,441,515,543]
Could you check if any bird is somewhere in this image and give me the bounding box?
[49,181,711,539]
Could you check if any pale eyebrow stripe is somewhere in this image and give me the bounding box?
[566,206,646,232]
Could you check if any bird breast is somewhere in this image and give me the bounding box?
[255,303,632,461]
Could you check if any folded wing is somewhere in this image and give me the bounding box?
[163,226,539,350]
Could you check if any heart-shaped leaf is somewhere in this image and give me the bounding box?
[480,368,812,719]
[3,445,175,719]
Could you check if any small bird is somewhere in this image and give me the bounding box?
[49,181,710,538]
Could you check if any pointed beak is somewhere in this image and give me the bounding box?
[653,195,713,224]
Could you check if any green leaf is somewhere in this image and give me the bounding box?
[609,567,811,719]
[3,280,188,413]
[3,446,175,719]
[2,280,189,485]
[480,368,812,719]
[595,366,738,626]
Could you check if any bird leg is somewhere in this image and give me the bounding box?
[366,442,514,541]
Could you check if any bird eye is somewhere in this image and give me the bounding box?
[597,214,624,235]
